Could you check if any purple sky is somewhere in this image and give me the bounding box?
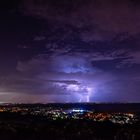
[0,0,140,103]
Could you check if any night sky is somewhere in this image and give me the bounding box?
[0,0,140,103]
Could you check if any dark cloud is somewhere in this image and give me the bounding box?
[21,0,140,40]
[0,0,140,103]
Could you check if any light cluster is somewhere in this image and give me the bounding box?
[0,106,138,124]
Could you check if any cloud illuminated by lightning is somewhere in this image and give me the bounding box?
[53,81,93,102]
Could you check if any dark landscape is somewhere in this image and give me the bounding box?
[0,103,139,140]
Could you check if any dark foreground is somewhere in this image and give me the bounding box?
[0,103,139,140]
[0,114,140,140]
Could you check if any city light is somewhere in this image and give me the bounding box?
[0,105,138,124]
[72,109,84,113]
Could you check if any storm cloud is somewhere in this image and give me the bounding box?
[0,0,140,103]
